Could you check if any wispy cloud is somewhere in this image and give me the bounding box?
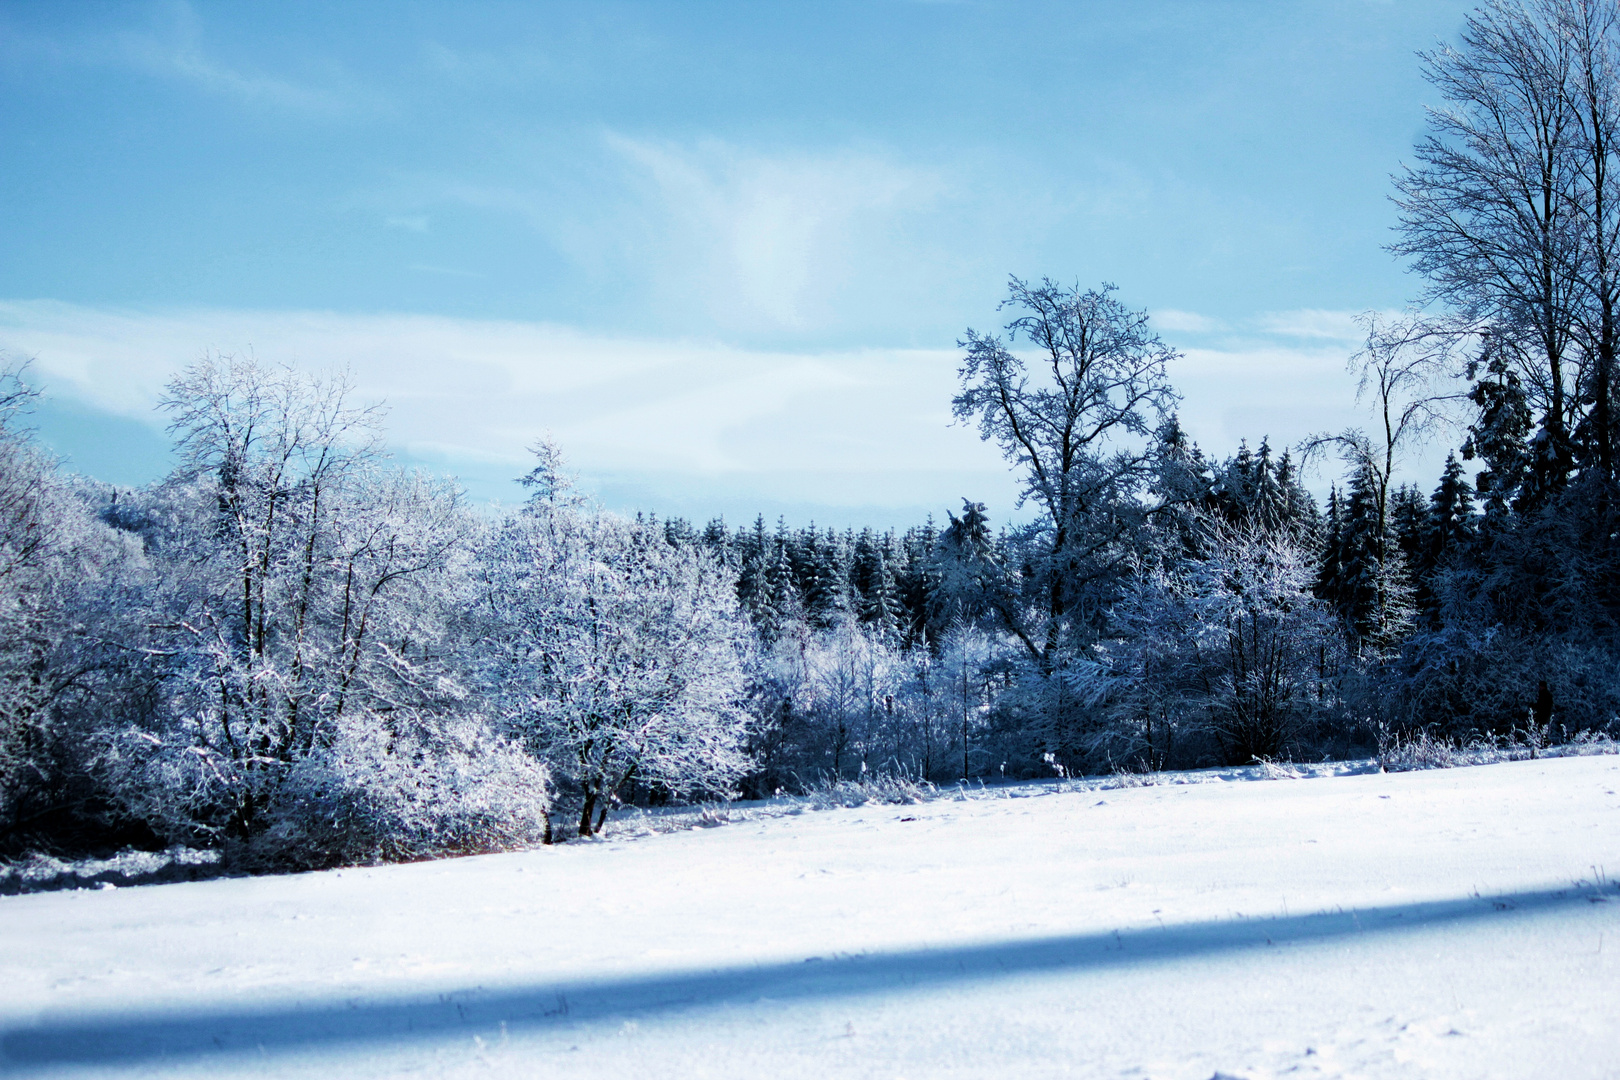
[0,301,1014,517]
[604,135,945,333]
[1152,309,1226,334]
[6,1,379,117]
[401,133,962,342]
[0,301,1457,512]
[1253,308,1368,343]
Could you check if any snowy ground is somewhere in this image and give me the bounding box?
[2,756,1617,1079]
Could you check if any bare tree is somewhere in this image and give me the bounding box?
[1393,0,1620,481]
[1394,0,1581,435]
[1562,0,1620,476]
[1306,312,1471,537]
[954,279,1179,671]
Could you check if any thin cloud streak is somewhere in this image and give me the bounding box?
[4,0,380,117]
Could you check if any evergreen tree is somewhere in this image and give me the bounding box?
[859,549,904,639]
[1149,415,1218,549]
[1427,452,1477,562]
[1274,450,1318,532]
[700,517,731,562]
[1461,348,1533,519]
[1322,461,1413,654]
[1390,484,1427,570]
[734,515,773,626]
[931,499,1001,630]
[850,527,880,602]
[663,515,698,548]
[896,517,939,646]
[1215,440,1257,524]
[1250,438,1288,532]
[1315,486,1344,618]
[803,534,850,629]
[761,522,803,639]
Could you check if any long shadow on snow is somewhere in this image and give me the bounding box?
[5,884,1613,1068]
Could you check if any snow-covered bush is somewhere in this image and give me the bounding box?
[244,715,551,867]
[476,466,754,837]
[85,355,556,867]
[742,617,1006,788]
[106,709,553,868]
[1387,626,1620,743]
[1080,520,1346,768]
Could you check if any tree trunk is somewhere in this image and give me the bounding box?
[577,787,597,838]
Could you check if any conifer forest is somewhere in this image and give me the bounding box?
[4,0,1620,873]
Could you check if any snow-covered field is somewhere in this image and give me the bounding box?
[2,756,1617,1080]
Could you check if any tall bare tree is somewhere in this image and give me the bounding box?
[1394,1,1578,432]
[1562,0,1620,476]
[1394,0,1620,484]
[954,278,1178,671]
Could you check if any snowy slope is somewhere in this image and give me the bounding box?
[2,756,1617,1079]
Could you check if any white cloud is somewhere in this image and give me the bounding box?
[0,301,1459,516]
[415,134,958,341]
[0,301,1014,516]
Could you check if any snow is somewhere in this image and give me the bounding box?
[2,756,1617,1079]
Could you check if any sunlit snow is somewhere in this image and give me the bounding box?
[3,756,1617,1079]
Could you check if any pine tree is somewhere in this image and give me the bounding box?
[761,522,803,639]
[1150,416,1217,560]
[663,515,698,548]
[931,499,1000,630]
[1461,349,1532,520]
[699,516,730,560]
[1250,438,1287,532]
[734,515,773,626]
[1324,462,1413,654]
[850,527,880,602]
[1274,450,1318,533]
[859,549,903,638]
[1215,440,1257,523]
[1411,452,1477,627]
[1427,452,1477,561]
[1390,484,1427,570]
[896,517,939,646]
[1315,486,1344,616]
[803,536,850,629]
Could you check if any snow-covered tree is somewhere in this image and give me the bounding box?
[0,363,148,850]
[103,355,548,865]
[1087,519,1345,767]
[1428,452,1479,558]
[478,477,753,837]
[1317,459,1415,655]
[929,499,1004,632]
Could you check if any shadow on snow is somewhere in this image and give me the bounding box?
[4,884,1613,1069]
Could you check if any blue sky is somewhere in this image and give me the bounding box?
[0,1,1474,526]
